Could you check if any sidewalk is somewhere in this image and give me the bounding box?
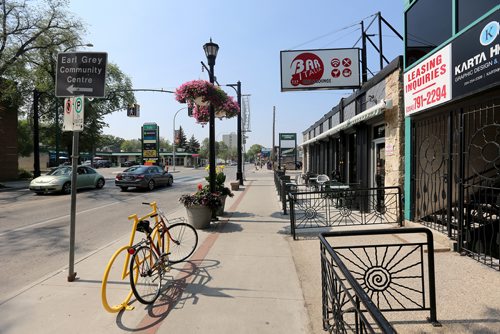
[0,169,312,334]
[1,169,499,333]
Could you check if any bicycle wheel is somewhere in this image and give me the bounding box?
[167,223,198,263]
[101,245,135,313]
[129,245,161,304]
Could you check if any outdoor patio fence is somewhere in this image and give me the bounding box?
[320,228,440,333]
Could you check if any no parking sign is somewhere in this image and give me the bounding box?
[62,95,84,132]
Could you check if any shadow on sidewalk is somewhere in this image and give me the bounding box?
[115,258,249,332]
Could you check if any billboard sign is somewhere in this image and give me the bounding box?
[281,48,360,91]
[142,123,159,161]
[404,44,452,116]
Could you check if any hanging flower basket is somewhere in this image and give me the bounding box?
[215,96,239,119]
[176,80,240,125]
[175,80,227,107]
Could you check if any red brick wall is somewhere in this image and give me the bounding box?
[0,103,19,181]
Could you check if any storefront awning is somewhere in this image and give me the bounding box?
[300,99,392,147]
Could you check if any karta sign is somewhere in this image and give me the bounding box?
[280,48,360,91]
[404,44,452,116]
[142,123,159,161]
[452,11,499,99]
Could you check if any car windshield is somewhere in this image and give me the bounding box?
[48,167,72,176]
[124,166,149,174]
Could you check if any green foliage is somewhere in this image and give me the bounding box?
[18,168,32,179]
[17,119,33,157]
[186,135,200,153]
[121,139,141,152]
[247,144,263,161]
[179,185,222,209]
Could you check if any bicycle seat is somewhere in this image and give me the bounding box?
[136,220,153,234]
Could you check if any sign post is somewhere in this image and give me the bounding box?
[57,52,107,282]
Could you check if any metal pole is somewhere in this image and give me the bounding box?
[208,62,216,194]
[236,81,243,185]
[173,113,176,172]
[55,102,60,166]
[68,131,79,282]
[172,107,186,172]
[272,106,275,170]
[361,20,368,83]
[33,90,41,178]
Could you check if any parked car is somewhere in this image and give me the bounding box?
[115,165,173,191]
[29,165,105,195]
[93,159,112,168]
[121,160,137,167]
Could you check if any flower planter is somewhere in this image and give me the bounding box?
[185,205,212,229]
[216,195,227,216]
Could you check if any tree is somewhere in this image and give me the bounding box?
[247,144,263,162]
[0,0,86,104]
[159,137,172,153]
[17,119,32,156]
[217,141,229,162]
[176,126,188,149]
[121,139,141,152]
[186,135,200,153]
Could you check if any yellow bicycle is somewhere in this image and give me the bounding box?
[101,202,198,312]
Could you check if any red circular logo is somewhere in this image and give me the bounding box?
[342,58,352,67]
[290,53,324,86]
[331,69,341,78]
[343,68,352,77]
[331,58,340,67]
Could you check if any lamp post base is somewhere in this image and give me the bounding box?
[236,172,244,185]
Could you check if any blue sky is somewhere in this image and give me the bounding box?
[68,0,404,149]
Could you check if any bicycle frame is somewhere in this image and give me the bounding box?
[101,201,169,312]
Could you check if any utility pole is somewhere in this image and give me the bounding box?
[33,89,41,178]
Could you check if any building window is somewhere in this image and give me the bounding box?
[405,0,452,67]
[457,0,497,31]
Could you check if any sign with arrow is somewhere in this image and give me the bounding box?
[56,52,107,97]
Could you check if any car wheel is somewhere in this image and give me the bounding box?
[167,177,173,186]
[62,182,71,194]
[120,186,128,192]
[96,178,105,189]
[147,180,155,191]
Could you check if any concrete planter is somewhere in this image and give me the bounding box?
[216,195,227,216]
[185,205,212,229]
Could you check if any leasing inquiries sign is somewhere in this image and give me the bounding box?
[404,45,452,116]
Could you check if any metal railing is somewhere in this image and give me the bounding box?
[320,228,440,333]
[289,187,403,239]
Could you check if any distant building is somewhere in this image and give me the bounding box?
[222,132,237,150]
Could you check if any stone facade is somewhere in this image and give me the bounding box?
[383,69,405,189]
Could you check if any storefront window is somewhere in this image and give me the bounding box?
[405,0,452,67]
[457,0,497,31]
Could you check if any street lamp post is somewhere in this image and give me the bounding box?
[203,39,219,195]
[226,82,243,185]
[172,107,187,172]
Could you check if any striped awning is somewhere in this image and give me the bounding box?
[300,99,392,147]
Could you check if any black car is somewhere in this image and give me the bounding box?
[94,159,112,168]
[121,160,137,167]
[115,165,173,191]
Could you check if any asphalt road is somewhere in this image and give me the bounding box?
[0,166,237,302]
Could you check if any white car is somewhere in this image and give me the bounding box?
[29,165,105,195]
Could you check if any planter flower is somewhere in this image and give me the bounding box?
[179,184,222,229]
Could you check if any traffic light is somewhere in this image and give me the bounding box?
[127,103,140,117]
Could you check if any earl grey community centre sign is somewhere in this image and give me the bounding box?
[56,52,108,98]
